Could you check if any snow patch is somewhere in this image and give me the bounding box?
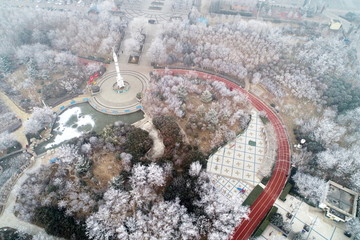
[46,107,95,149]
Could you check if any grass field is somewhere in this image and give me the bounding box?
[242,184,264,206]
[252,206,278,237]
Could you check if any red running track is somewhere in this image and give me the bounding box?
[154,69,291,240]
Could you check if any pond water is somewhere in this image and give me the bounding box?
[34,103,144,154]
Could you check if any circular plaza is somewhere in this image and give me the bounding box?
[89,70,148,115]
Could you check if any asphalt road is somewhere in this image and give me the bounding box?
[154,69,291,240]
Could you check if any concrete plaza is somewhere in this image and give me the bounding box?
[89,68,147,115]
[259,196,350,240]
[207,110,268,200]
[120,0,192,22]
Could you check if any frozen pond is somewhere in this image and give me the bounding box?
[35,103,144,154]
[47,106,95,148]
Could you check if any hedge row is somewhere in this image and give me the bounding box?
[253,206,279,237]
[242,185,264,206]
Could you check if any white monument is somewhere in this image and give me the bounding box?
[113,48,125,88]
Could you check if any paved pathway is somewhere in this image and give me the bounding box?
[51,94,91,113]
[84,18,159,115]
[0,92,30,120]
[0,153,61,239]
[0,92,30,147]
[154,69,291,240]
[209,174,253,203]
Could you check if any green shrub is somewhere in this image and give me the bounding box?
[279,183,293,201]
[124,128,153,162]
[153,115,182,156]
[32,206,88,239]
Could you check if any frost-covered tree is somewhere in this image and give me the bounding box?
[194,172,249,239]
[143,73,250,151]
[201,90,213,103]
[147,38,167,65]
[205,108,219,126]
[86,188,199,240]
[296,109,346,147]
[120,152,133,172]
[124,17,147,56]
[130,163,165,205]
[0,55,14,75]
[87,160,248,240]
[56,144,81,164]
[0,131,16,152]
[23,106,55,134]
[346,218,360,240]
[293,172,327,204]
[32,232,58,240]
[351,172,360,192]
[60,78,79,94]
[75,157,91,175]
[189,161,202,177]
[124,38,142,56]
[81,143,92,154]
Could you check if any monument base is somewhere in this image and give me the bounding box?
[112,81,130,93]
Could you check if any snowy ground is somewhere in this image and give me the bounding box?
[47,106,95,149]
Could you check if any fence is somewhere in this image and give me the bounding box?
[0,151,33,215]
[152,65,246,88]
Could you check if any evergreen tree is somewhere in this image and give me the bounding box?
[26,58,38,80]
[0,55,13,75]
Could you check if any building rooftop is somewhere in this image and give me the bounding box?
[327,185,354,214]
[322,181,358,221]
[329,19,342,30]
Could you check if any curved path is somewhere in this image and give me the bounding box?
[0,91,30,147]
[154,69,291,240]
